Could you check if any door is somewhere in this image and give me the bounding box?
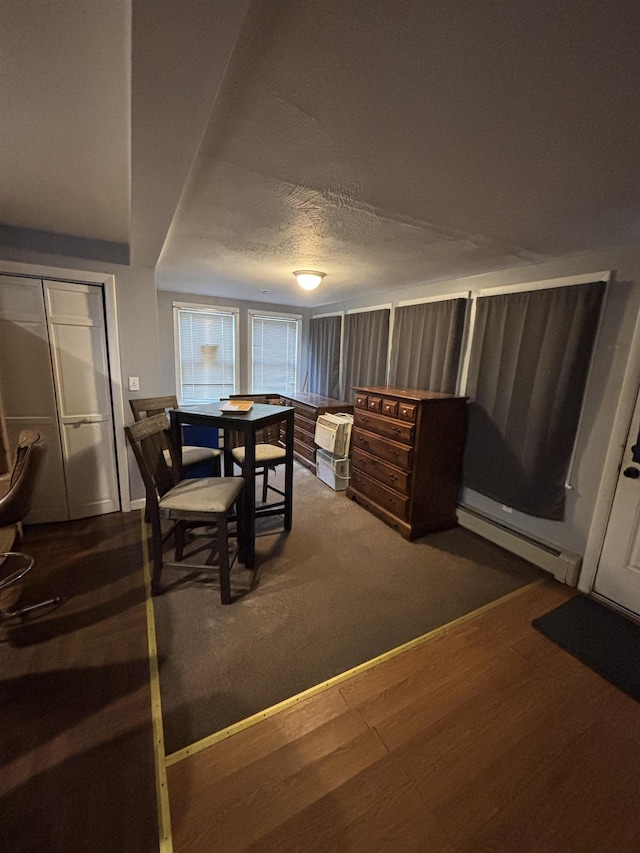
[0,276,68,521]
[0,274,120,522]
[593,380,640,617]
[44,280,120,518]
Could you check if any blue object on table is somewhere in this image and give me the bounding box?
[181,424,220,478]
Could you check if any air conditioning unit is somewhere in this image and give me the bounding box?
[314,413,353,457]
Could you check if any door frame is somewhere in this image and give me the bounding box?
[580,307,640,593]
[0,259,130,512]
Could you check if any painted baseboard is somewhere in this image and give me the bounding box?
[456,506,582,586]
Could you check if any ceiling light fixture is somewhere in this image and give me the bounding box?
[294,270,325,290]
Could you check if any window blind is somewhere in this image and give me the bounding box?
[251,314,299,394]
[176,307,236,402]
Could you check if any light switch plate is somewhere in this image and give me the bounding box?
[128,376,140,391]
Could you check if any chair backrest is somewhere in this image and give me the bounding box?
[0,430,48,527]
[227,394,285,449]
[129,395,178,422]
[124,414,181,507]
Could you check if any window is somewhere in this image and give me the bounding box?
[388,296,468,394]
[462,278,606,519]
[250,311,301,394]
[342,307,390,401]
[173,303,238,403]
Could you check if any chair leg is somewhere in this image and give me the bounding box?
[217,515,231,605]
[235,491,246,566]
[174,522,186,562]
[262,466,269,503]
[149,516,163,596]
[0,552,60,621]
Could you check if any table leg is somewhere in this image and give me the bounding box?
[284,412,294,531]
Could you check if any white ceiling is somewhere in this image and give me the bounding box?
[1,0,639,307]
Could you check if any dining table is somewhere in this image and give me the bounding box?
[169,401,295,569]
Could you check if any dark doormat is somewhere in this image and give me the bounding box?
[532,594,640,702]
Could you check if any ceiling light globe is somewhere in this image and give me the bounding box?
[294,270,325,290]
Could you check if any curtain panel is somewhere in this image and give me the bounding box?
[388,298,467,393]
[307,315,341,399]
[342,309,390,401]
[463,281,605,519]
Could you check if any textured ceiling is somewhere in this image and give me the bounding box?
[1,0,639,307]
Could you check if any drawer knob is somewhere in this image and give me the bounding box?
[392,426,401,434]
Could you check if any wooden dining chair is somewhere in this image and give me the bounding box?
[130,395,222,477]
[227,394,287,504]
[125,414,245,604]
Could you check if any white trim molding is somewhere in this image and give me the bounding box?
[0,259,130,512]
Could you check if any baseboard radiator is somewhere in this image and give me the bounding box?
[456,506,582,586]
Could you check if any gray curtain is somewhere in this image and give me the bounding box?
[342,309,390,401]
[463,281,606,519]
[307,315,341,399]
[388,298,467,393]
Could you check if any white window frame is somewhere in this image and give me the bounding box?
[173,301,240,403]
[248,308,302,394]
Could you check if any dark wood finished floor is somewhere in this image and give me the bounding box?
[0,512,158,853]
[4,514,640,852]
[167,580,640,853]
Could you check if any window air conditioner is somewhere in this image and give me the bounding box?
[314,413,354,457]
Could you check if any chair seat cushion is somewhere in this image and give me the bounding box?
[231,444,287,465]
[159,476,243,515]
[162,445,222,467]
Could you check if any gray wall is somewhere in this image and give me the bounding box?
[155,290,312,398]
[3,240,640,560]
[315,245,640,558]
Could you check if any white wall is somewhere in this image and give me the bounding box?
[315,245,640,559]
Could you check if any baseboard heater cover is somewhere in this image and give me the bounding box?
[456,506,582,586]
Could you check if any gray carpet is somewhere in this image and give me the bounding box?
[153,462,543,755]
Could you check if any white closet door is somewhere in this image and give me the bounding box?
[44,280,120,519]
[0,275,68,522]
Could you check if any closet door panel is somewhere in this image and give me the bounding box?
[0,275,69,522]
[45,281,119,519]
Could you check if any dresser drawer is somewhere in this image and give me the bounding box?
[354,409,414,444]
[398,401,417,421]
[350,469,409,520]
[367,395,383,413]
[294,424,314,447]
[293,438,316,464]
[382,398,398,417]
[355,392,369,410]
[352,428,412,470]
[352,447,410,494]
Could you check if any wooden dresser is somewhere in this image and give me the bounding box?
[346,386,467,540]
[278,392,353,473]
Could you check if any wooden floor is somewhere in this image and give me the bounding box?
[167,580,640,853]
[3,514,640,852]
[0,512,158,853]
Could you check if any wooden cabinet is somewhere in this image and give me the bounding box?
[347,386,467,540]
[278,392,353,472]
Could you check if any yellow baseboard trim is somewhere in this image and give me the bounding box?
[165,576,548,767]
[140,516,173,853]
